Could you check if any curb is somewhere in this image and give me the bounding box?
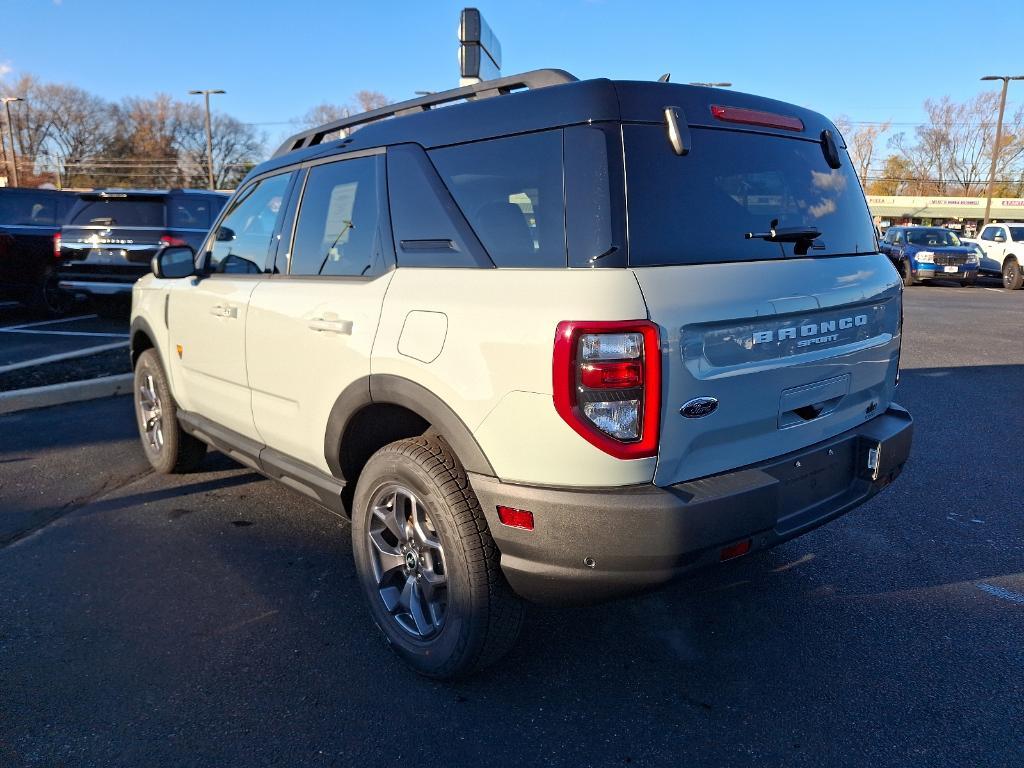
[0,373,134,415]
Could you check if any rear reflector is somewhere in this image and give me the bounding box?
[711,104,804,132]
[720,539,752,561]
[580,360,643,389]
[497,506,534,531]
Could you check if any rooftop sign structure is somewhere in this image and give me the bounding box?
[459,8,502,86]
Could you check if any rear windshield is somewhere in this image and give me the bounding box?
[68,198,165,227]
[906,228,960,247]
[624,125,876,265]
[0,192,59,226]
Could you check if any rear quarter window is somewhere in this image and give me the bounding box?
[169,196,222,229]
[624,125,876,266]
[429,131,566,268]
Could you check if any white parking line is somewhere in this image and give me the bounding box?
[0,340,129,374]
[976,583,1024,605]
[0,328,129,338]
[0,301,19,309]
[0,313,98,330]
[983,287,1004,293]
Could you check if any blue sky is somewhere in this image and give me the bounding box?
[5,0,1024,153]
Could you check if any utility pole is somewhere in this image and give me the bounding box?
[1,96,24,188]
[980,75,1024,227]
[189,89,225,190]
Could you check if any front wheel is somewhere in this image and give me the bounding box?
[133,349,206,474]
[1003,257,1023,290]
[351,436,524,679]
[901,260,914,287]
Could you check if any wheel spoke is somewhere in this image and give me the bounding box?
[373,493,407,542]
[408,581,433,636]
[412,508,442,551]
[369,531,405,583]
[418,567,446,604]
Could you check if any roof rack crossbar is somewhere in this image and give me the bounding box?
[272,68,578,158]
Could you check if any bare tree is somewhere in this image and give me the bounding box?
[295,91,392,139]
[354,90,389,113]
[886,92,1024,196]
[834,115,891,189]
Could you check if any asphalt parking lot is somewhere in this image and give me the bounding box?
[0,303,128,376]
[0,283,1021,767]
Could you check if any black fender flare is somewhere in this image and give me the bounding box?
[323,374,494,479]
[129,315,163,367]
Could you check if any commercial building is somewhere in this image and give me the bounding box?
[866,195,1024,236]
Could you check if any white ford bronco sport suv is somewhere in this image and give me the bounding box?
[130,70,913,678]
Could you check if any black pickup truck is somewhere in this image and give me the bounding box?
[57,189,228,313]
[0,187,84,314]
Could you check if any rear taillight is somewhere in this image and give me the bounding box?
[552,320,661,459]
[53,232,61,259]
[159,234,189,248]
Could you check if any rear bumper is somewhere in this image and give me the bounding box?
[470,404,912,605]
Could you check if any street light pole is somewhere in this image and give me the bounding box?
[1,96,24,188]
[980,75,1024,227]
[189,89,225,190]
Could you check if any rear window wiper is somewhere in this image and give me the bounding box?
[745,219,823,255]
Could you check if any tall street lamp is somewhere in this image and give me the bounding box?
[1,96,24,188]
[189,89,225,190]
[980,75,1024,227]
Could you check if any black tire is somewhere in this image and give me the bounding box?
[960,278,975,287]
[1003,257,1023,290]
[133,349,206,474]
[28,269,74,317]
[900,260,914,287]
[351,436,524,679]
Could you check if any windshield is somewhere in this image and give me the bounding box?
[624,125,876,265]
[68,198,164,227]
[906,228,961,247]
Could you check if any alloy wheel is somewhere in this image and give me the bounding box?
[137,372,164,452]
[366,484,448,639]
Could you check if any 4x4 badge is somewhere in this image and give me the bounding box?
[680,397,718,418]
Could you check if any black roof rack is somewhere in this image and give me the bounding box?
[272,68,578,159]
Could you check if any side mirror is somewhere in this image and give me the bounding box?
[216,226,236,242]
[152,245,197,279]
[994,234,1006,243]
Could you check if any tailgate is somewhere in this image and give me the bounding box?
[60,225,164,265]
[634,255,902,486]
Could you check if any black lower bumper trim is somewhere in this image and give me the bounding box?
[470,404,912,605]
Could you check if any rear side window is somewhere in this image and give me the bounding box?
[290,156,386,277]
[169,196,220,229]
[429,131,566,267]
[209,173,292,274]
[68,198,164,227]
[0,193,58,226]
[624,125,876,265]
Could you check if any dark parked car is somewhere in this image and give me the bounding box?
[57,189,228,312]
[0,187,83,314]
[879,226,979,287]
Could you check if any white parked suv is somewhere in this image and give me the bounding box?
[976,222,1024,289]
[130,70,913,678]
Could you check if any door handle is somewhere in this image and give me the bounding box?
[308,318,353,335]
[209,304,238,318]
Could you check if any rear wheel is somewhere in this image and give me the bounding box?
[900,260,914,287]
[351,436,523,679]
[133,349,206,474]
[29,270,74,317]
[1003,257,1023,290]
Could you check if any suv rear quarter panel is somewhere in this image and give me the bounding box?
[372,267,656,486]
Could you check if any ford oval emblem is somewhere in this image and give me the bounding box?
[680,397,718,419]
